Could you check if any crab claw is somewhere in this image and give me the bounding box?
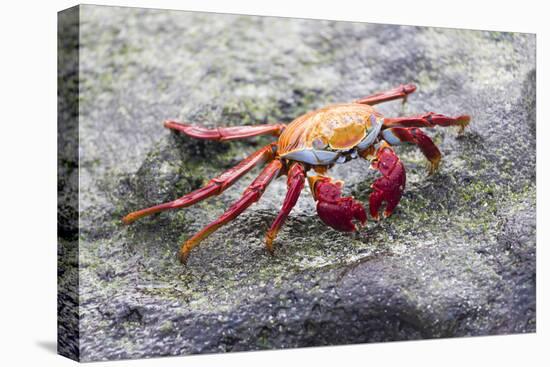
[369,143,406,220]
[312,177,367,232]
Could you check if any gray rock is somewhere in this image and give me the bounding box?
[67,5,536,361]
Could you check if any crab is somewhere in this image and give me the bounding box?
[123,84,470,264]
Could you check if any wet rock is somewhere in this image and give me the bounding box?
[68,5,535,361]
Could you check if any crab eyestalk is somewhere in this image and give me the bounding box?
[309,176,367,232]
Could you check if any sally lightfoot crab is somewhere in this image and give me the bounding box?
[123,84,470,263]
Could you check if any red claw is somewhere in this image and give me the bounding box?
[313,178,367,232]
[369,143,406,220]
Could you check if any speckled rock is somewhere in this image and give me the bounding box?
[66,5,535,361]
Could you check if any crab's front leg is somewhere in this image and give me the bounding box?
[308,175,367,232]
[364,142,406,220]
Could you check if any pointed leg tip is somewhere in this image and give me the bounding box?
[122,214,135,225]
[164,120,186,130]
[426,161,440,175]
[403,83,417,94]
[457,115,471,134]
[178,252,189,265]
[458,115,471,123]
[265,242,275,256]
[178,245,190,265]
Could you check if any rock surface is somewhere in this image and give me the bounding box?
[69,5,535,361]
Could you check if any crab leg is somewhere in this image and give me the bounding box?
[122,143,277,224]
[164,120,286,141]
[382,127,442,174]
[179,159,283,264]
[383,112,471,133]
[355,84,417,105]
[368,142,406,220]
[265,163,306,253]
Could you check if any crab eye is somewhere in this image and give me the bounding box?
[312,137,328,150]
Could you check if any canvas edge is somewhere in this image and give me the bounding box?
[57,4,81,362]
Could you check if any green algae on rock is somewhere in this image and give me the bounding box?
[62,5,536,362]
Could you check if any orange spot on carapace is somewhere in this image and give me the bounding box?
[328,121,365,150]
